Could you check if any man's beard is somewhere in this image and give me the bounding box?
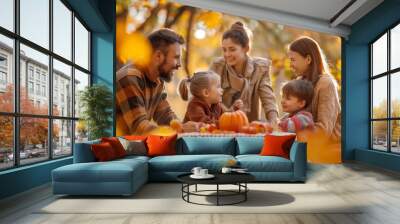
[158,61,175,83]
[159,69,173,82]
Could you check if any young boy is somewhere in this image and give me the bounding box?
[279,79,314,133]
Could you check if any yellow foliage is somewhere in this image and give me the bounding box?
[197,11,222,29]
[116,3,124,15]
[158,0,167,5]
[298,129,342,164]
[117,32,153,67]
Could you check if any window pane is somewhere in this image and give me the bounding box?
[372,33,387,76]
[74,18,89,70]
[391,120,400,153]
[0,0,14,31]
[372,121,388,151]
[74,69,89,118]
[0,35,14,112]
[391,24,400,70]
[20,44,49,115]
[20,117,49,165]
[20,0,49,49]
[75,120,88,143]
[53,59,72,117]
[372,76,387,119]
[53,0,72,60]
[53,119,72,158]
[0,116,13,170]
[391,72,400,118]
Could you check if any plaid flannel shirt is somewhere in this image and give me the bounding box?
[116,65,177,135]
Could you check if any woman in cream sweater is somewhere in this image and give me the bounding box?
[287,36,341,142]
[209,21,278,124]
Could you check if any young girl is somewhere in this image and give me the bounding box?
[179,71,241,125]
[288,36,341,142]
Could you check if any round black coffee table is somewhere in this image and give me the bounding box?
[177,173,255,206]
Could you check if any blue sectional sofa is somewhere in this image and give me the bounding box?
[52,136,307,196]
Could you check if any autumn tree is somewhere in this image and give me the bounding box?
[0,84,60,151]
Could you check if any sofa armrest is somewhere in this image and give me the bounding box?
[73,140,100,163]
[289,141,307,181]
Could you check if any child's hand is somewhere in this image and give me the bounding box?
[182,121,201,132]
[232,99,244,110]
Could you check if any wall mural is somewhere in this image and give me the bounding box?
[115,0,342,163]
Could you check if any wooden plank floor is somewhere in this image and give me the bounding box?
[1,162,400,224]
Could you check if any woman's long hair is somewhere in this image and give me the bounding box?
[289,37,332,85]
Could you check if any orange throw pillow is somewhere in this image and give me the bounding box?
[101,137,126,158]
[146,134,177,157]
[91,142,117,162]
[260,133,296,159]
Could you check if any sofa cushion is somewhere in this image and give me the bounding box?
[148,154,235,172]
[118,137,148,156]
[73,139,101,163]
[114,155,150,164]
[236,155,293,172]
[147,134,177,157]
[52,158,147,183]
[91,142,118,161]
[235,136,264,155]
[177,136,236,155]
[260,133,296,159]
[101,137,127,158]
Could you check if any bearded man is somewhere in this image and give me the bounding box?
[116,28,199,135]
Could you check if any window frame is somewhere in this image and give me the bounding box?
[370,20,400,154]
[0,0,92,171]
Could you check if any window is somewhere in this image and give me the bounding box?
[53,59,72,117]
[28,67,34,80]
[20,117,49,165]
[53,0,72,60]
[0,71,6,85]
[53,119,72,158]
[74,69,89,118]
[35,70,41,81]
[36,83,40,95]
[75,17,90,70]
[0,0,91,170]
[0,116,13,170]
[0,54,7,67]
[0,35,13,113]
[20,0,49,49]
[28,81,34,94]
[371,23,400,154]
[0,0,14,32]
[42,85,46,97]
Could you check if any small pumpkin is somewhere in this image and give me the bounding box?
[219,110,249,132]
[239,125,257,134]
[250,121,266,133]
[169,119,183,133]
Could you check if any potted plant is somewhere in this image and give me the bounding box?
[79,84,113,140]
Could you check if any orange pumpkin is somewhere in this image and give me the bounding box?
[250,121,266,133]
[169,119,183,133]
[239,125,257,134]
[219,110,249,132]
